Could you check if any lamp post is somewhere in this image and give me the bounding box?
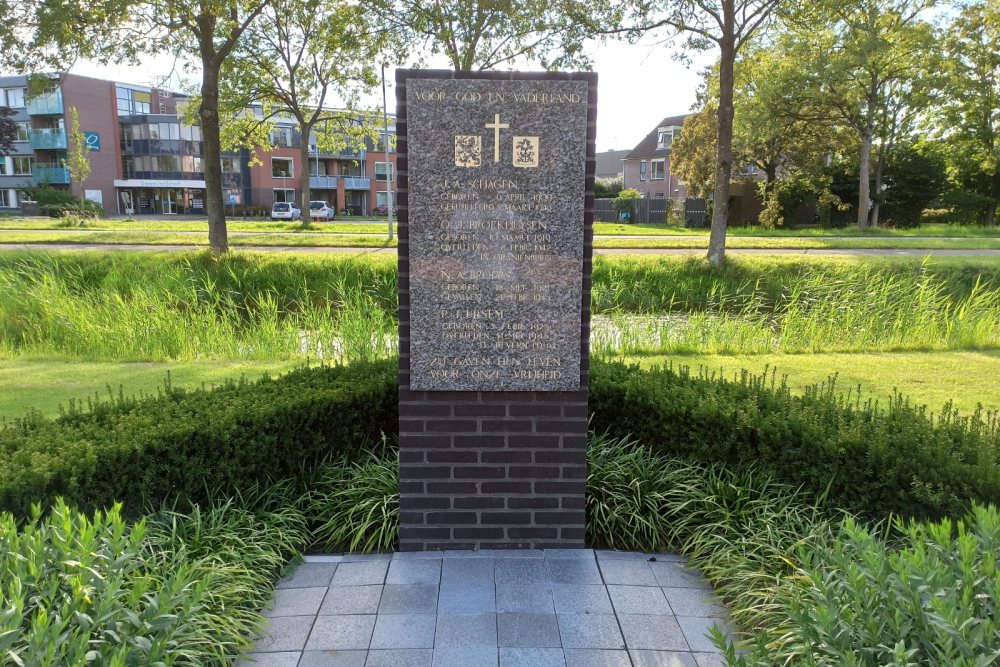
[381,61,393,240]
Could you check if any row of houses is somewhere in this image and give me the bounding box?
[0,73,397,216]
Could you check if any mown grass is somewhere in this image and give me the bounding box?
[0,357,304,419]
[3,217,998,238]
[3,228,1000,249]
[2,351,994,421]
[616,351,1000,415]
[0,217,397,234]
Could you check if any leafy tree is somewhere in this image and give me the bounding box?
[219,0,389,215]
[933,0,1000,226]
[592,0,785,264]
[4,0,272,252]
[391,0,591,70]
[879,143,947,227]
[0,106,17,155]
[62,107,92,215]
[671,106,718,199]
[776,0,937,227]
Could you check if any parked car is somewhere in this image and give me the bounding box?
[309,201,335,220]
[374,204,398,216]
[271,202,302,220]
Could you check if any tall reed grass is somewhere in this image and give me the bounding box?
[0,252,996,360]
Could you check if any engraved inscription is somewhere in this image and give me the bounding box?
[406,77,589,391]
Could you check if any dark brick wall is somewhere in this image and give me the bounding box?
[396,70,597,551]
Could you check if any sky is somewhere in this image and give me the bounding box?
[69,36,715,153]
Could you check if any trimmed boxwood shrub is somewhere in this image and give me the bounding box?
[589,361,1000,520]
[0,361,397,518]
[1,359,997,522]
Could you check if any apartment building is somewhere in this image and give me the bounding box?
[0,72,396,216]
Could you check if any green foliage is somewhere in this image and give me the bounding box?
[591,257,1000,354]
[586,432,675,551]
[0,252,396,361]
[27,185,104,218]
[733,504,1000,665]
[2,253,997,361]
[932,0,1000,227]
[0,361,397,518]
[0,491,307,665]
[62,107,92,214]
[594,175,623,198]
[309,441,400,552]
[879,143,948,227]
[670,107,717,199]
[589,360,1000,520]
[0,105,16,154]
[395,0,590,70]
[614,188,642,221]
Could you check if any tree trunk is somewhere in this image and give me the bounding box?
[707,28,736,267]
[857,130,873,228]
[870,138,890,228]
[986,170,1000,227]
[200,55,228,253]
[300,135,312,219]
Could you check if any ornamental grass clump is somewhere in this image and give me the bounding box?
[308,442,400,553]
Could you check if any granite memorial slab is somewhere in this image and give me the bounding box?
[397,70,597,550]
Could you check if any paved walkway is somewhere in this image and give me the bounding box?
[3,242,999,257]
[239,549,732,667]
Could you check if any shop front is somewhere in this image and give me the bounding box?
[113,179,206,215]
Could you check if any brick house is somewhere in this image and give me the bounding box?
[621,114,689,203]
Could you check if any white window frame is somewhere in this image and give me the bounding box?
[15,122,30,142]
[18,189,36,203]
[0,158,8,176]
[272,188,295,203]
[5,88,26,108]
[271,157,294,178]
[376,191,391,207]
[0,189,11,208]
[639,160,646,181]
[374,161,393,182]
[650,159,665,180]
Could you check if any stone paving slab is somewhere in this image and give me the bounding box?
[239,549,734,667]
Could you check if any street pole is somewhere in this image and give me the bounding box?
[381,62,393,241]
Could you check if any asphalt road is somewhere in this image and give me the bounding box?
[2,242,998,257]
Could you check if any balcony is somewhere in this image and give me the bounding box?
[29,128,67,150]
[32,164,71,185]
[309,175,338,189]
[342,177,370,190]
[27,92,64,116]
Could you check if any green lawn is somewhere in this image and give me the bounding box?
[613,351,1000,415]
[1,217,997,239]
[0,358,304,420]
[3,351,995,421]
[2,229,999,250]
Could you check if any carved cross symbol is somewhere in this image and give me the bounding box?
[484,113,509,163]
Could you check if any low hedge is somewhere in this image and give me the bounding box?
[0,361,396,518]
[589,362,1000,520]
[1,359,998,521]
